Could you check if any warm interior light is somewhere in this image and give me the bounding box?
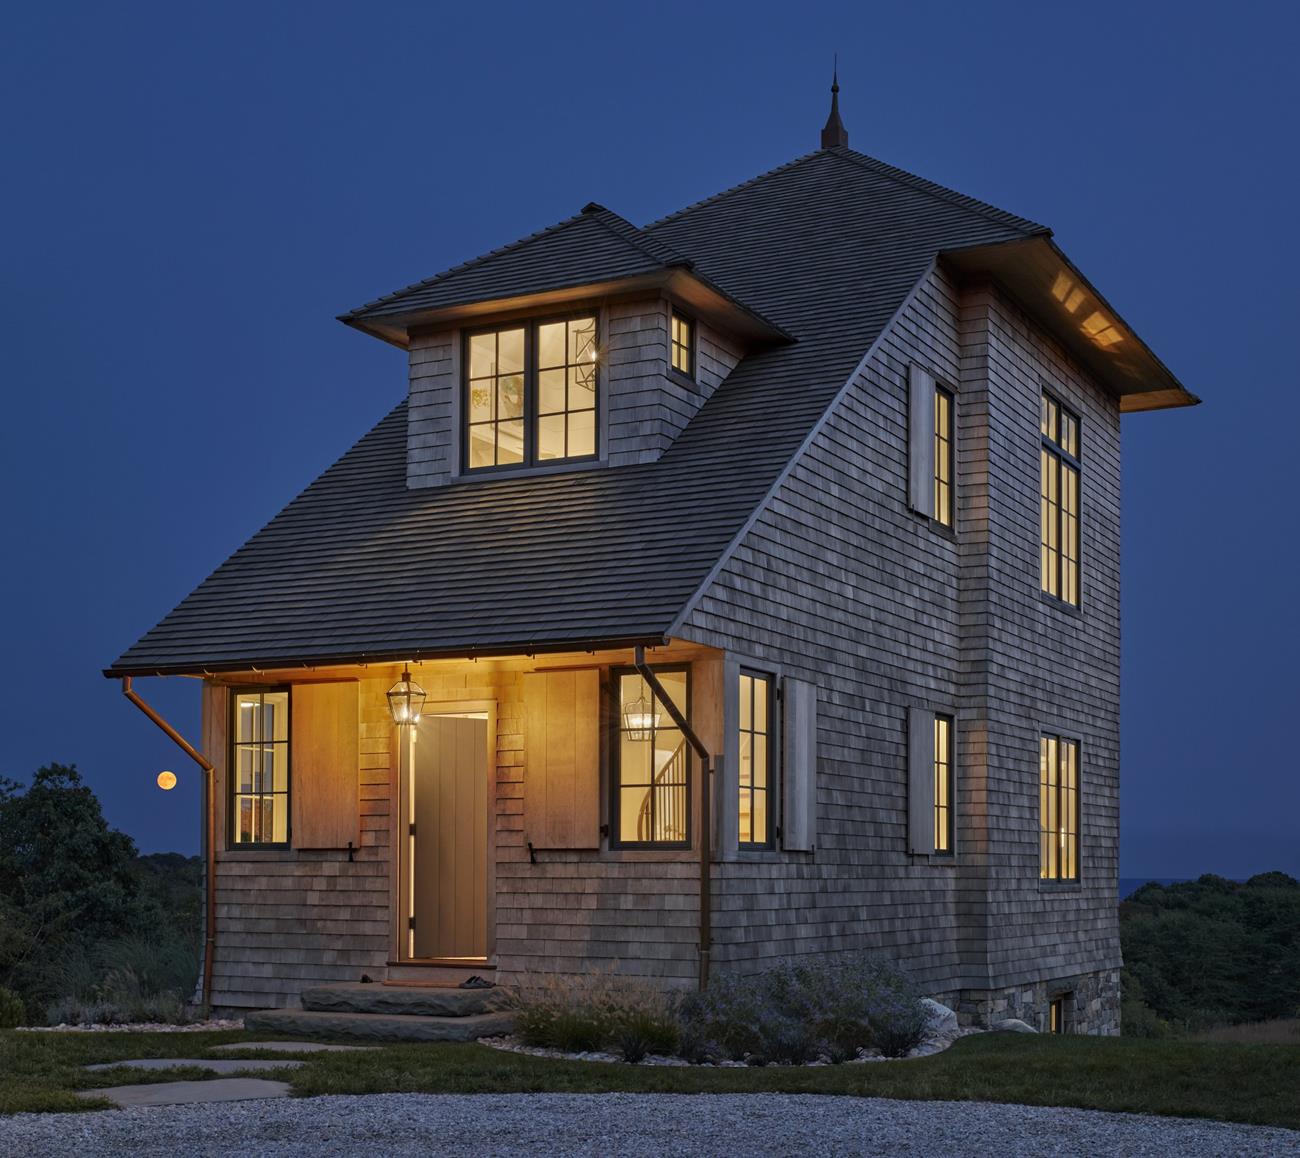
[387,666,427,726]
[622,689,661,741]
[157,770,177,791]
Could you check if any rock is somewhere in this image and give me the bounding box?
[920,998,959,1037]
[991,1018,1037,1033]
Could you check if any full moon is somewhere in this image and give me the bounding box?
[156,770,177,791]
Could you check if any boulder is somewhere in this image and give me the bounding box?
[991,1017,1037,1033]
[920,998,959,1037]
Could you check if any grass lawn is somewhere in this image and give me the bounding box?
[2,1029,1298,1130]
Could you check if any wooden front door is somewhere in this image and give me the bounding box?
[411,714,489,960]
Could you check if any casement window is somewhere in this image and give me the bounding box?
[933,386,954,527]
[670,311,694,378]
[613,667,689,848]
[908,364,955,527]
[231,689,290,846]
[464,315,598,471]
[1040,392,1081,605]
[1040,734,1080,881]
[908,707,955,856]
[738,671,774,848]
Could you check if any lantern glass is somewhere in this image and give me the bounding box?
[621,686,660,742]
[387,668,426,726]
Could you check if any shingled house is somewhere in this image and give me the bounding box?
[108,86,1196,1035]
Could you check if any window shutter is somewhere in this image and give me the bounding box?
[781,678,818,851]
[291,681,360,850]
[523,669,601,849]
[907,706,936,855]
[908,363,935,517]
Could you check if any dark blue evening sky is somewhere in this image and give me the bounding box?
[1,2,1295,876]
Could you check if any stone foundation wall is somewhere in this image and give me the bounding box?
[937,967,1121,1035]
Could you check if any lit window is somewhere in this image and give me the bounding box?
[1040,392,1080,605]
[738,672,774,848]
[1040,734,1079,881]
[465,316,598,471]
[1049,995,1068,1033]
[614,668,689,847]
[670,311,693,378]
[231,689,289,846]
[934,386,954,527]
[933,714,954,854]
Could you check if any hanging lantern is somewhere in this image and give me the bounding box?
[387,666,426,726]
[622,683,660,741]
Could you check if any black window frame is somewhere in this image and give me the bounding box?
[228,685,292,850]
[610,664,691,850]
[1039,732,1080,882]
[737,668,776,850]
[669,309,695,382]
[933,383,955,529]
[461,312,601,475]
[933,712,955,856]
[1048,994,1069,1033]
[1040,390,1081,607]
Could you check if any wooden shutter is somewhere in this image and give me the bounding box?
[523,669,601,849]
[907,706,935,855]
[291,681,360,850]
[781,678,818,851]
[908,363,935,517]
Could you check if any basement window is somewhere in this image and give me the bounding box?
[1049,995,1069,1033]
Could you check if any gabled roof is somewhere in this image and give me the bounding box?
[108,146,1191,676]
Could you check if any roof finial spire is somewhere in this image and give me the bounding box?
[820,56,849,150]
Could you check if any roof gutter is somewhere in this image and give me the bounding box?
[121,677,217,1010]
[633,645,712,991]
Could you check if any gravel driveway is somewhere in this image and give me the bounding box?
[2,1093,1296,1156]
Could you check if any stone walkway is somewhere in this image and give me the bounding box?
[85,1058,304,1075]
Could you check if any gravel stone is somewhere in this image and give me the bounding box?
[1,1093,1294,1156]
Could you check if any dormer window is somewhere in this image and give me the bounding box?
[464,315,598,471]
[670,311,694,378]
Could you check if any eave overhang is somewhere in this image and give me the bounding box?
[941,235,1200,412]
[103,633,669,679]
[339,267,793,350]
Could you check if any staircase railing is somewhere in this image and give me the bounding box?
[636,739,687,843]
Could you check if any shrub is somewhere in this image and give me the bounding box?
[45,967,187,1026]
[0,986,26,1028]
[513,969,681,1058]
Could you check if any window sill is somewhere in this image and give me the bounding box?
[909,853,958,866]
[1038,878,1083,891]
[1039,591,1084,618]
[668,368,699,392]
[449,457,607,485]
[909,508,958,543]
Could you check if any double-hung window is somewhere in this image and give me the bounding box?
[465,315,598,471]
[738,671,774,848]
[1040,733,1079,881]
[613,667,689,847]
[231,689,290,846]
[1040,392,1080,605]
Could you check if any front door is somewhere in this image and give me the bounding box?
[409,714,489,960]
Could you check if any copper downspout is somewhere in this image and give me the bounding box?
[121,677,216,1009]
[633,646,713,990]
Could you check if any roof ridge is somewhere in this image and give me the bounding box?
[642,149,826,230]
[584,206,694,269]
[827,146,1049,236]
[340,207,596,320]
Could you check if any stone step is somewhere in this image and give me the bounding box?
[244,1006,514,1043]
[301,982,510,1018]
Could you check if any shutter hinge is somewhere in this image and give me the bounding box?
[407,916,416,930]
[776,685,785,703]
[408,822,416,837]
[775,824,783,840]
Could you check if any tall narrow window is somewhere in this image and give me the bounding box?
[464,315,598,472]
[1040,392,1081,605]
[1049,995,1068,1033]
[613,668,689,847]
[231,689,290,846]
[1040,734,1079,880]
[738,671,774,848]
[933,713,954,854]
[934,385,954,527]
[670,311,693,378]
